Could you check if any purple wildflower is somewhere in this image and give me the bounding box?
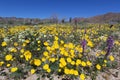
[107,36,114,48]
[105,36,114,57]
[81,39,87,53]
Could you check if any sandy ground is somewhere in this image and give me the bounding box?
[0,67,120,80]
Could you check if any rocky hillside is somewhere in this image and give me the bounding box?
[0,12,120,25]
[73,12,120,24]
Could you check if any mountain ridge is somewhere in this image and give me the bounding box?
[0,12,120,25]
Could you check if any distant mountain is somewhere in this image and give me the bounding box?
[0,12,120,25]
[74,12,120,24]
[88,12,120,23]
[0,17,43,25]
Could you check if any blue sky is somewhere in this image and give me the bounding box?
[0,0,120,19]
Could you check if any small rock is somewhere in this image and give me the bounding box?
[25,74,38,80]
[109,69,119,75]
[0,76,7,80]
[107,75,116,80]
[117,70,120,79]
[53,75,62,80]
[96,73,106,80]
[86,76,92,80]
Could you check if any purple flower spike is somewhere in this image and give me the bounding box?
[105,36,114,57]
[107,36,114,49]
[82,39,87,48]
[81,39,87,53]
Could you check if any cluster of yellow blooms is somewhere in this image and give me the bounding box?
[0,24,119,80]
[43,64,51,73]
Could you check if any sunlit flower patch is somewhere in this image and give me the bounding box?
[0,24,119,80]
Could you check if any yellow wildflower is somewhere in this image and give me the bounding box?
[34,34,37,36]
[43,64,49,70]
[61,61,67,67]
[96,53,100,57]
[49,58,56,63]
[101,51,106,55]
[74,70,79,76]
[71,61,75,65]
[25,39,30,43]
[68,43,74,49]
[37,40,41,44]
[5,54,13,61]
[58,69,61,72]
[59,63,64,68]
[80,73,85,80]
[87,40,94,47]
[76,59,81,66]
[60,40,64,44]
[86,61,92,66]
[44,41,49,46]
[30,69,36,74]
[20,49,25,53]
[109,55,114,61]
[67,57,72,63]
[81,61,86,67]
[64,68,69,74]
[22,43,27,47]
[47,68,51,73]
[60,58,65,62]
[69,69,74,75]
[7,64,11,67]
[10,48,17,52]
[114,40,119,45]
[70,49,74,54]
[14,42,18,47]
[53,41,59,49]
[102,64,106,67]
[11,67,18,72]
[34,59,41,66]
[0,61,4,66]
[78,54,83,58]
[46,46,51,51]
[42,57,46,62]
[43,51,49,57]
[24,50,32,61]
[60,58,67,67]
[20,55,24,58]
[37,48,41,51]
[64,52,69,56]
[54,36,59,40]
[1,41,7,47]
[104,60,107,63]
[96,64,101,70]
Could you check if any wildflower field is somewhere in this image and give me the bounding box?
[0,24,120,80]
